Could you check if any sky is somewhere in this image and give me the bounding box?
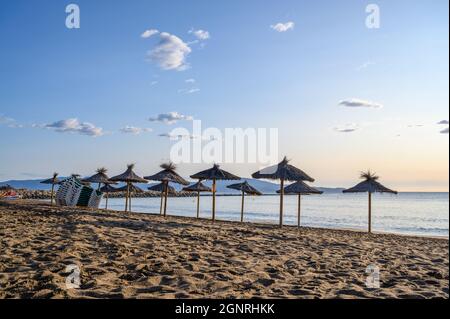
[0,0,448,191]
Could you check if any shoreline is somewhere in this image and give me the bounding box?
[5,198,449,240]
[1,200,448,299]
[101,205,450,241]
[9,188,450,200]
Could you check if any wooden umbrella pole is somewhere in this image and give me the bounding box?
[129,188,132,212]
[279,178,285,228]
[50,183,55,206]
[128,183,132,212]
[212,179,216,223]
[160,190,164,215]
[124,182,129,212]
[240,191,245,223]
[196,191,200,218]
[298,194,301,228]
[163,181,169,217]
[368,192,372,233]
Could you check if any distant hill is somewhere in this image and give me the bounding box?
[0,179,57,191]
[0,178,344,194]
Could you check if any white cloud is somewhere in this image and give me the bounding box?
[178,88,200,94]
[7,123,23,128]
[141,29,159,38]
[0,115,22,128]
[185,78,196,83]
[149,112,194,125]
[441,127,449,134]
[270,21,295,32]
[334,124,359,133]
[120,126,153,135]
[339,98,383,109]
[44,118,104,137]
[147,32,192,71]
[189,29,210,40]
[437,120,449,125]
[150,80,158,86]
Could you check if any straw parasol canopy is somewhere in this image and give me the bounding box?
[183,181,212,192]
[148,183,177,194]
[82,168,117,210]
[100,184,120,193]
[278,180,323,228]
[40,173,61,185]
[283,181,322,195]
[110,164,148,212]
[40,172,60,205]
[117,184,144,193]
[145,162,189,185]
[227,181,262,222]
[110,164,148,184]
[343,171,398,194]
[252,157,314,182]
[343,170,398,233]
[82,168,113,188]
[227,181,262,195]
[145,162,189,217]
[191,164,240,181]
[182,181,212,218]
[252,157,314,227]
[190,164,240,222]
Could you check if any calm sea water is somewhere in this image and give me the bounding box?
[102,193,449,237]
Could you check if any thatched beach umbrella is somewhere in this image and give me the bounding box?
[343,170,398,233]
[190,164,240,222]
[110,164,148,212]
[99,184,120,210]
[148,182,177,215]
[117,184,144,192]
[182,181,212,218]
[145,163,189,217]
[252,157,314,227]
[82,167,113,190]
[227,181,262,223]
[148,183,177,193]
[278,181,323,228]
[83,168,117,210]
[40,172,60,205]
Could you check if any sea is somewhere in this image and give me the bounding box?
[102,192,449,238]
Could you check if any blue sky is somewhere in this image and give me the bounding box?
[0,0,448,191]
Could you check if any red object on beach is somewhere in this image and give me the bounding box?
[0,190,18,199]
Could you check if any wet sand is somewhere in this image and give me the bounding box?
[0,200,448,299]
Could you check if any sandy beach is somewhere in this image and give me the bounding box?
[0,200,448,299]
